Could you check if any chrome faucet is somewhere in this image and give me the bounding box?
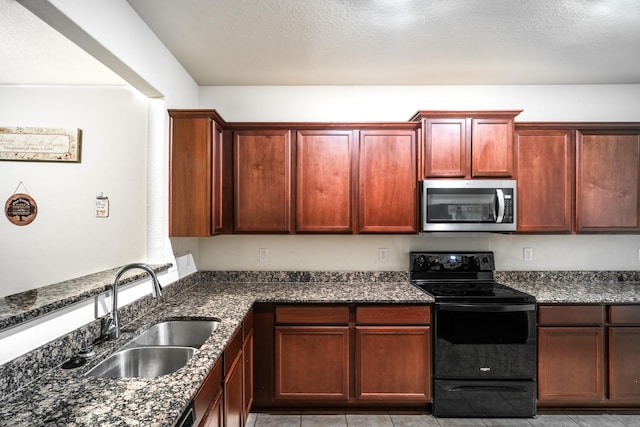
[101,263,163,340]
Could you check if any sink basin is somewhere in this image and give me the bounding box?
[124,319,220,349]
[86,346,196,378]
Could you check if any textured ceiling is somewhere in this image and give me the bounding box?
[0,0,125,85]
[1,0,639,86]
[127,0,640,85]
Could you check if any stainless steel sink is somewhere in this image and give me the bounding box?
[85,318,220,378]
[86,346,196,378]
[123,319,220,349]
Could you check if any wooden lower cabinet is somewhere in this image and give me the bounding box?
[196,309,253,427]
[224,347,244,427]
[243,327,254,423]
[538,326,605,402]
[538,304,640,408]
[194,358,224,427]
[355,326,431,401]
[275,326,350,400]
[264,303,431,409]
[609,327,640,401]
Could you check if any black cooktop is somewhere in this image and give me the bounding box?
[410,251,535,303]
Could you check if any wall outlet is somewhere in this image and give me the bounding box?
[523,247,534,262]
[378,248,388,264]
[259,248,268,263]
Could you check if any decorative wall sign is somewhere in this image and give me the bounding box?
[0,127,82,162]
[96,193,109,218]
[5,193,38,226]
[5,182,38,226]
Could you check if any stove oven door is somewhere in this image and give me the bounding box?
[434,302,536,379]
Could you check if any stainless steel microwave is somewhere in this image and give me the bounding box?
[421,179,517,232]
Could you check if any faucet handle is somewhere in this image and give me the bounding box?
[101,314,119,340]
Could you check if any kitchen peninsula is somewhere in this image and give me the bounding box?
[2,269,640,426]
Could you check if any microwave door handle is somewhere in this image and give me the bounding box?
[495,189,505,223]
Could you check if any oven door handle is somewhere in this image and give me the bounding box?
[446,385,530,392]
[437,303,536,312]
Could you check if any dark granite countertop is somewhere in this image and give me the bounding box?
[0,264,173,331]
[505,280,640,304]
[3,269,640,426]
[0,279,430,427]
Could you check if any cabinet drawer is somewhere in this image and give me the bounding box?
[538,305,604,325]
[356,305,431,325]
[275,305,349,325]
[609,305,640,324]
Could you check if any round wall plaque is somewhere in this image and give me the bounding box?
[5,193,38,226]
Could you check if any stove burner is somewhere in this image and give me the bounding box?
[409,251,535,303]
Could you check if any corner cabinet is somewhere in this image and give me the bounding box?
[233,129,293,233]
[515,128,574,232]
[538,304,640,408]
[168,110,225,237]
[358,128,419,233]
[576,130,640,232]
[412,110,521,179]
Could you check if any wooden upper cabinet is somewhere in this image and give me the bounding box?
[234,129,293,232]
[576,130,640,232]
[296,129,355,233]
[415,111,520,179]
[358,128,418,233]
[424,118,468,178]
[472,117,515,177]
[168,110,224,237]
[515,128,574,232]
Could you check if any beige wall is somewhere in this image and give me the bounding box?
[0,86,149,297]
[192,84,640,272]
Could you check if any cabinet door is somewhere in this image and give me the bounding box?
[576,131,640,232]
[516,129,574,232]
[275,326,349,401]
[609,327,640,402]
[169,116,214,237]
[234,129,293,232]
[472,117,515,177]
[242,329,254,422]
[424,118,469,178]
[355,326,431,401]
[201,389,223,427]
[224,351,244,427]
[538,327,604,402]
[359,129,418,233]
[296,130,355,232]
[194,358,223,427]
[212,125,223,234]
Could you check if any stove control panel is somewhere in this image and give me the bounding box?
[410,251,495,273]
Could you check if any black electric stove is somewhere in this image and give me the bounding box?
[410,251,537,418]
[410,251,535,303]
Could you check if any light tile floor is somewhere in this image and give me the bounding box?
[247,412,640,427]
